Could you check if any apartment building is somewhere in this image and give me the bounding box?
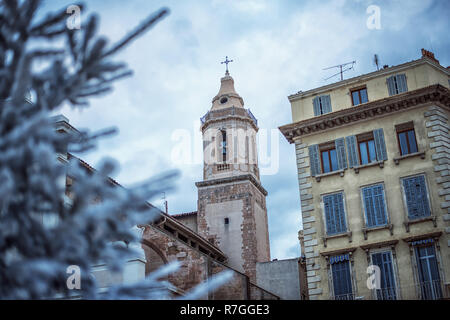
[279,49,450,300]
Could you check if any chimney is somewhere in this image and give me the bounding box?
[421,48,440,64]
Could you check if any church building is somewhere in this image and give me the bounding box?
[57,61,306,300]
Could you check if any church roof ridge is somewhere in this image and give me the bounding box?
[171,211,197,218]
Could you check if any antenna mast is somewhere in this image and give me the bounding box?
[323,60,356,81]
[373,54,380,71]
[162,192,168,214]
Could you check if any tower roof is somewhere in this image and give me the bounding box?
[211,74,244,110]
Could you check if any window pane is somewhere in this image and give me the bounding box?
[360,89,368,103]
[322,151,330,173]
[352,91,360,105]
[368,140,377,162]
[330,149,338,171]
[398,132,409,155]
[359,141,369,164]
[407,130,418,153]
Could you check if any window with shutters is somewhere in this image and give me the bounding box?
[387,74,408,96]
[414,243,442,300]
[330,255,353,300]
[346,128,388,170]
[310,139,347,176]
[396,121,418,156]
[313,95,332,116]
[401,175,431,220]
[350,86,368,106]
[370,250,398,300]
[361,183,388,228]
[322,192,347,235]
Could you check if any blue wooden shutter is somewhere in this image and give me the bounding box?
[320,95,332,114]
[363,184,387,227]
[387,76,396,96]
[396,74,408,93]
[373,128,388,161]
[335,193,347,233]
[346,135,359,168]
[308,144,321,176]
[324,193,347,235]
[324,195,335,234]
[372,185,387,225]
[335,138,347,170]
[372,252,397,300]
[403,175,431,219]
[313,97,321,116]
[363,187,376,227]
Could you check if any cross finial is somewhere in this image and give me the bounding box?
[221,56,233,75]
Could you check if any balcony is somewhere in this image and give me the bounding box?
[330,280,449,300]
[216,164,230,171]
[332,293,355,300]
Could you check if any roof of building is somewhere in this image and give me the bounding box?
[171,211,198,218]
[288,49,450,102]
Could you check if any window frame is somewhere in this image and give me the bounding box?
[319,141,339,174]
[396,126,418,156]
[350,86,368,106]
[356,132,377,165]
[221,129,227,162]
[320,146,338,174]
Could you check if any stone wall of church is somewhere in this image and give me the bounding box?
[142,225,209,294]
[141,224,278,299]
[197,179,270,283]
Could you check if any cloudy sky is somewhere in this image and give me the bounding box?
[41,0,450,259]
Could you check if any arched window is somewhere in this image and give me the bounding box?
[221,129,227,162]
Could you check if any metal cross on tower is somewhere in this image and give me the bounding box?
[221,56,233,75]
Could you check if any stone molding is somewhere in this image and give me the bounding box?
[196,173,267,196]
[280,84,450,143]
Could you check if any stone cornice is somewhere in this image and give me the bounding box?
[196,173,268,196]
[280,84,450,144]
[402,231,442,243]
[360,239,399,251]
[201,106,258,132]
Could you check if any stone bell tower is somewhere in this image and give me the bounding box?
[196,61,270,282]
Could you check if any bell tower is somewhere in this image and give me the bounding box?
[196,61,270,282]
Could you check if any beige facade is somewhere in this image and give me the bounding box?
[280,49,450,300]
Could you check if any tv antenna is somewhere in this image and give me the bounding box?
[161,192,168,214]
[323,60,356,81]
[373,54,380,71]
